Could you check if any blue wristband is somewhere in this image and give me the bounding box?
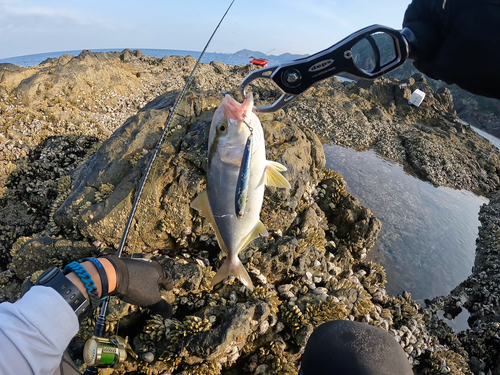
[64,262,101,310]
[64,262,97,296]
[84,257,109,297]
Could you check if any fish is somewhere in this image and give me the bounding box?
[190,93,290,290]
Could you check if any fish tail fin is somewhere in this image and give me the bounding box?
[212,257,254,291]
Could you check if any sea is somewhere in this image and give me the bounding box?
[0,48,252,67]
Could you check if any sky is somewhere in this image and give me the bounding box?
[0,0,413,60]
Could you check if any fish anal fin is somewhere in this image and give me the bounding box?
[265,161,291,189]
[190,190,228,254]
[212,256,254,290]
[190,190,210,217]
[236,220,269,254]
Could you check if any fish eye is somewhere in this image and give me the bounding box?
[217,122,228,134]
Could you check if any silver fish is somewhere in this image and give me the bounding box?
[191,93,290,290]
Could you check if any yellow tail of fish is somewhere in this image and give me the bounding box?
[212,257,254,290]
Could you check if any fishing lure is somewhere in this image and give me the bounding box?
[235,130,252,219]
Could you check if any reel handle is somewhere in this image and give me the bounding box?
[84,366,99,374]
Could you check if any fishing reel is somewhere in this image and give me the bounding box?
[84,335,155,370]
[83,335,137,368]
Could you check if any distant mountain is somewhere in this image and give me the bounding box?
[232,49,309,65]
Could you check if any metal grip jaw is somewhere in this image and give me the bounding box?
[241,24,410,113]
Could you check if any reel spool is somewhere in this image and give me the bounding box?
[83,335,137,368]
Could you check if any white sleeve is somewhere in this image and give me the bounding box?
[0,285,80,375]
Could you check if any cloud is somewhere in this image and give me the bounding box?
[0,0,140,58]
[0,0,119,33]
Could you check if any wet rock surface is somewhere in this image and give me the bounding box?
[425,192,500,375]
[283,74,500,195]
[0,51,499,374]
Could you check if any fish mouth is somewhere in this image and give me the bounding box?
[223,93,254,122]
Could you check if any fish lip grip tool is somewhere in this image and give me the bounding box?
[240,24,411,113]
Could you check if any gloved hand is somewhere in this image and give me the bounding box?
[102,255,174,318]
[403,0,500,99]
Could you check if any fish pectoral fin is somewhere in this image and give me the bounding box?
[265,161,291,189]
[267,160,288,172]
[212,256,254,290]
[237,220,269,254]
[190,190,229,255]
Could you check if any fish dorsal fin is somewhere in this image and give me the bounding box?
[190,190,229,254]
[236,220,269,254]
[265,160,291,189]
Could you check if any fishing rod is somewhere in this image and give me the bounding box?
[83,1,236,372]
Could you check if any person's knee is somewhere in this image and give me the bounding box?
[300,320,413,375]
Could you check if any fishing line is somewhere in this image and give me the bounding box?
[84,1,237,372]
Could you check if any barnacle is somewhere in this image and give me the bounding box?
[249,340,299,375]
[304,298,348,327]
[357,261,387,290]
[129,148,149,166]
[28,270,44,283]
[183,362,222,375]
[385,293,423,327]
[200,266,216,291]
[296,230,326,254]
[348,239,366,259]
[184,315,212,335]
[95,183,115,203]
[281,304,307,332]
[424,349,472,375]
[322,169,343,181]
[9,237,31,263]
[0,270,13,285]
[248,285,281,315]
[158,316,212,368]
[48,175,72,233]
[352,288,373,318]
[140,314,166,343]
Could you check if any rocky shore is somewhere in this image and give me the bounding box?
[1,50,500,374]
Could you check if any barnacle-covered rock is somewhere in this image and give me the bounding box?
[1,53,493,374]
[77,299,140,341]
[9,237,95,279]
[0,135,99,265]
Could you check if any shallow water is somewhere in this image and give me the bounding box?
[471,125,500,150]
[323,145,488,305]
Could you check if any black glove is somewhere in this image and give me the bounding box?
[403,0,500,99]
[102,255,174,318]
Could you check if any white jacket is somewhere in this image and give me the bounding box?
[0,286,79,375]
